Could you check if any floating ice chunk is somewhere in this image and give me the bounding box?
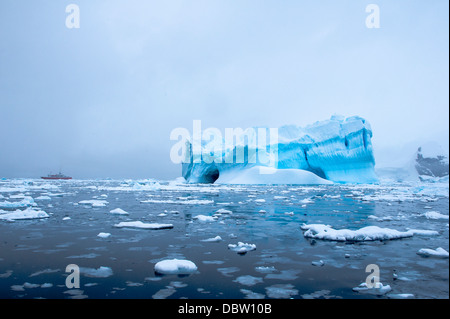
[301,290,334,299]
[228,242,256,254]
[79,200,108,207]
[62,217,71,220]
[114,221,173,230]
[217,267,240,277]
[311,260,325,267]
[254,199,266,203]
[233,275,263,286]
[35,196,51,201]
[152,287,176,299]
[40,283,53,288]
[109,208,129,215]
[300,198,314,204]
[215,208,233,214]
[417,247,449,258]
[406,229,439,236]
[200,236,222,242]
[80,266,113,278]
[353,282,392,295]
[154,259,198,275]
[265,284,299,299]
[301,224,414,241]
[0,196,36,209]
[0,208,49,221]
[387,293,415,299]
[255,266,277,274]
[423,211,449,220]
[97,232,111,239]
[141,199,214,205]
[193,215,217,222]
[240,289,265,299]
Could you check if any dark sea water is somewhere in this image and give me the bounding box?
[0,179,448,299]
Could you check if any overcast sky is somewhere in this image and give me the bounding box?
[0,0,448,179]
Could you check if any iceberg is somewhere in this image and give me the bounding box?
[181,116,378,184]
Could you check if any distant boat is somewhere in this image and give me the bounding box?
[41,172,72,180]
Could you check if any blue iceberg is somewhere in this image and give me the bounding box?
[181,115,378,184]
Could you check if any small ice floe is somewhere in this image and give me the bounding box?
[97,232,111,239]
[228,242,256,254]
[265,270,301,281]
[284,212,294,216]
[240,289,265,299]
[11,282,41,292]
[0,208,49,221]
[109,208,129,215]
[300,224,414,242]
[352,282,392,295]
[62,217,71,221]
[193,215,217,223]
[154,259,198,275]
[255,266,277,274]
[79,200,109,207]
[35,196,51,201]
[368,215,395,222]
[157,213,167,217]
[258,210,267,214]
[265,284,299,299]
[200,236,222,243]
[300,198,314,204]
[311,260,325,267]
[0,270,13,278]
[217,267,240,277]
[114,221,173,230]
[141,199,214,205]
[301,290,335,299]
[406,229,439,236]
[254,199,266,203]
[423,211,449,220]
[79,266,113,278]
[233,275,263,286]
[0,196,36,209]
[29,268,60,277]
[416,247,449,258]
[67,253,99,259]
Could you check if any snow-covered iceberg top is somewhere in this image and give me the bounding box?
[181,116,378,184]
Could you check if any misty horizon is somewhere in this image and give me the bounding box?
[1,1,448,180]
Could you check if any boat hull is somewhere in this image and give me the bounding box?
[41,177,72,180]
